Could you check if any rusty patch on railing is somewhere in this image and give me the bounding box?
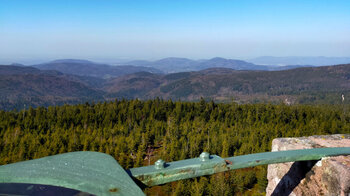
[225,160,233,165]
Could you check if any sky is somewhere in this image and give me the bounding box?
[0,0,350,64]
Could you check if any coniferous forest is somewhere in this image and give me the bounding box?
[1,99,350,195]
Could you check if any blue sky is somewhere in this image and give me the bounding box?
[0,0,350,63]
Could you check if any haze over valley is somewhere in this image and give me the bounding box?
[1,57,350,110]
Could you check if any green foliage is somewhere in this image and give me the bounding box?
[1,99,350,195]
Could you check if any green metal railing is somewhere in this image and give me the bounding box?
[128,147,350,186]
[1,147,350,195]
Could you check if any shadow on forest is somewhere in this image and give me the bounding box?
[271,160,318,196]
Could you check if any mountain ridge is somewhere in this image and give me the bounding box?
[104,64,350,104]
[2,63,350,110]
[125,57,324,73]
[0,65,104,110]
[33,59,163,79]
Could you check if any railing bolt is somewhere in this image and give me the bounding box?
[155,159,165,169]
[200,152,210,161]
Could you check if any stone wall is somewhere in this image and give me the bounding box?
[266,134,350,196]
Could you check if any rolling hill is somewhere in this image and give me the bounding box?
[194,57,269,70]
[1,63,350,110]
[34,59,163,78]
[0,65,104,110]
[104,64,350,104]
[126,57,197,73]
[126,57,313,73]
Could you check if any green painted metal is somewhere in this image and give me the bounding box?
[0,151,144,196]
[1,147,350,195]
[129,154,227,187]
[128,147,350,186]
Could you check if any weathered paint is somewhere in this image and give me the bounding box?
[128,147,350,186]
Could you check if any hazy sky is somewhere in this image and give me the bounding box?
[1,0,350,63]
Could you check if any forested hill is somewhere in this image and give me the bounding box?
[0,65,104,110]
[1,99,350,195]
[1,64,350,110]
[34,59,162,78]
[105,64,350,104]
[126,57,270,73]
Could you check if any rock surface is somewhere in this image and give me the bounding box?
[266,134,350,196]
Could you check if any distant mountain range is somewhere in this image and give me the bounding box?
[126,57,198,73]
[248,56,350,66]
[1,62,350,110]
[103,65,350,104]
[0,65,104,110]
[124,57,314,73]
[34,59,163,78]
[10,57,322,78]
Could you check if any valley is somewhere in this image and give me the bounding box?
[1,60,350,110]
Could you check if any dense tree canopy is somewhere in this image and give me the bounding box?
[1,99,349,195]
